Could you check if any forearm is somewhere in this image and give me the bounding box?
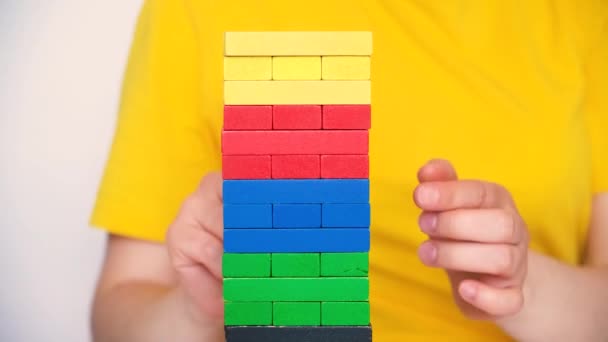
[498,252,608,342]
[92,282,224,342]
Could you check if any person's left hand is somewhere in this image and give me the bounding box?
[413,159,529,320]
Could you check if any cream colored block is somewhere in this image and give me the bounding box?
[224,81,370,105]
[225,32,372,56]
[224,57,272,80]
[273,57,321,80]
[322,56,371,80]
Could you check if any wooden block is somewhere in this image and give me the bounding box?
[321,253,368,277]
[225,326,372,342]
[222,179,369,204]
[273,105,322,130]
[273,57,321,80]
[223,228,369,253]
[222,155,271,179]
[321,155,369,179]
[271,253,320,277]
[273,302,321,326]
[224,57,272,80]
[322,302,370,326]
[322,56,370,80]
[224,302,272,325]
[223,253,271,277]
[224,105,272,130]
[222,130,368,155]
[322,105,371,129]
[224,81,370,105]
[273,204,321,228]
[223,277,368,301]
[322,203,370,228]
[272,155,320,179]
[224,204,273,228]
[224,31,372,56]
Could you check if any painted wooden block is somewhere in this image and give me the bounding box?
[222,155,271,179]
[223,228,370,253]
[273,105,322,130]
[273,57,321,80]
[272,155,320,179]
[224,57,272,80]
[321,155,369,179]
[224,105,272,130]
[224,31,372,56]
[223,277,368,301]
[222,130,368,155]
[322,56,370,80]
[224,81,370,105]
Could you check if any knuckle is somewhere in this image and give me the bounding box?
[498,210,518,242]
[501,289,524,316]
[494,246,518,276]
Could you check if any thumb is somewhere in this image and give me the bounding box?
[417,159,458,182]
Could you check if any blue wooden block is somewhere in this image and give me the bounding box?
[224,204,273,228]
[223,179,369,204]
[273,204,321,228]
[224,228,369,253]
[322,203,370,228]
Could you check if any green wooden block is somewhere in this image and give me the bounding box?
[322,302,370,326]
[223,253,271,277]
[273,302,321,326]
[224,302,272,325]
[272,253,320,277]
[321,253,368,277]
[223,277,368,302]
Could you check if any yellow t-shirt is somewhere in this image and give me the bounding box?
[91,0,608,340]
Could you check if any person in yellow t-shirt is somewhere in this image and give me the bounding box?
[89,0,608,341]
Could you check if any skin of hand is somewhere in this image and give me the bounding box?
[413,159,529,320]
[165,172,225,326]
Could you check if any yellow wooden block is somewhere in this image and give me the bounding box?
[224,81,370,105]
[224,57,272,80]
[273,57,321,80]
[225,32,372,56]
[322,56,371,80]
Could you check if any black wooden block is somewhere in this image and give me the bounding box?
[225,325,372,342]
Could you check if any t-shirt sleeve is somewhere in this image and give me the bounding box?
[585,13,608,194]
[90,0,221,242]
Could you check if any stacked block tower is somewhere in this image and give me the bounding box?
[221,31,372,342]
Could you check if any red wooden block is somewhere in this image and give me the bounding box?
[321,155,369,179]
[272,155,320,179]
[223,155,271,179]
[273,105,322,130]
[224,105,272,130]
[222,130,368,155]
[322,105,371,129]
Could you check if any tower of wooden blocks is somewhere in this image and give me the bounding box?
[221,31,372,342]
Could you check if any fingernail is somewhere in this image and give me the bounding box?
[416,185,439,206]
[419,213,437,234]
[418,242,437,264]
[461,283,478,300]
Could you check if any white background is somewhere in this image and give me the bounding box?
[1,1,143,341]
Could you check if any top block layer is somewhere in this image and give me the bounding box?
[224,32,372,56]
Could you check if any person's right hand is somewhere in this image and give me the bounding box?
[165,172,224,326]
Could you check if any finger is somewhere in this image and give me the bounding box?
[417,240,522,277]
[418,209,522,244]
[177,177,224,241]
[417,159,458,182]
[414,180,511,211]
[458,279,524,317]
[178,264,224,320]
[167,222,224,280]
[194,171,223,202]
